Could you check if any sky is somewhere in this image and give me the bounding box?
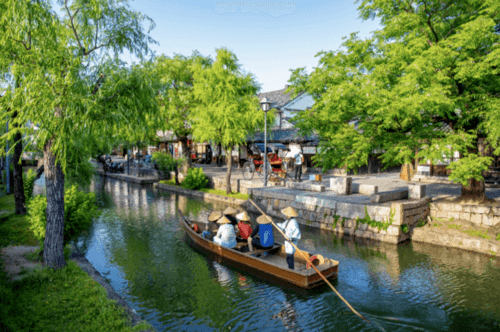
[125,0,381,93]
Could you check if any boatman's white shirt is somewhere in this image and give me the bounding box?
[277,218,301,254]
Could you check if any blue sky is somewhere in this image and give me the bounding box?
[127,1,380,92]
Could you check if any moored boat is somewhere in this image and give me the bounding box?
[178,209,339,289]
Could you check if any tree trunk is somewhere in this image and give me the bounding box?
[179,137,191,175]
[43,139,66,269]
[225,146,233,194]
[174,163,180,185]
[12,131,26,214]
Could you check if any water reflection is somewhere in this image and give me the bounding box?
[76,176,500,332]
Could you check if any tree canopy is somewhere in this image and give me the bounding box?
[0,0,158,268]
[191,48,273,193]
[289,0,500,196]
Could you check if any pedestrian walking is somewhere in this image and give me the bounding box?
[294,149,303,182]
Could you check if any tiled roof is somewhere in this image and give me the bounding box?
[257,86,303,110]
[248,128,319,144]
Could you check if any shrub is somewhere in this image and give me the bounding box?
[152,151,179,172]
[400,224,409,234]
[23,169,37,202]
[182,167,208,190]
[28,185,100,246]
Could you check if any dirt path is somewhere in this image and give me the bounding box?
[0,245,41,281]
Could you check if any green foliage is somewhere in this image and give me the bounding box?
[0,195,38,247]
[0,261,152,331]
[496,233,500,241]
[416,219,426,228]
[448,224,462,230]
[152,151,181,172]
[182,168,208,190]
[356,206,394,232]
[400,224,409,234]
[199,188,250,200]
[462,229,491,240]
[288,0,500,187]
[28,185,100,246]
[22,169,37,202]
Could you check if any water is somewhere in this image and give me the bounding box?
[74,176,500,331]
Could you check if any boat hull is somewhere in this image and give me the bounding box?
[179,210,338,289]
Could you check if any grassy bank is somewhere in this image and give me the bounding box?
[0,194,152,332]
[159,179,250,200]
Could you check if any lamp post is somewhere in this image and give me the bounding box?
[5,119,9,195]
[260,97,271,187]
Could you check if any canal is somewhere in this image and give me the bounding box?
[73,176,500,331]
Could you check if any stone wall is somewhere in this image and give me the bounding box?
[430,201,500,227]
[245,188,431,244]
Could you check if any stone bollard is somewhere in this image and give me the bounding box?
[330,177,352,195]
[408,184,426,199]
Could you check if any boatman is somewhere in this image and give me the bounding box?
[277,206,301,270]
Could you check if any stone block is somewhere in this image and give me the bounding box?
[430,210,437,217]
[494,216,500,226]
[368,225,380,233]
[459,212,471,221]
[354,229,365,238]
[463,205,491,214]
[290,201,304,210]
[436,211,449,219]
[390,203,404,225]
[343,227,354,235]
[330,177,352,195]
[279,200,287,209]
[366,206,392,222]
[482,214,495,227]
[336,203,366,220]
[345,219,357,229]
[448,212,461,220]
[273,199,280,208]
[304,204,316,212]
[470,213,482,225]
[359,223,368,231]
[370,189,408,203]
[288,181,325,192]
[360,184,378,196]
[387,225,400,236]
[408,184,426,199]
[429,202,438,210]
[492,207,500,216]
[325,216,334,224]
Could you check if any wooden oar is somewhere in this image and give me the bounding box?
[248,199,372,325]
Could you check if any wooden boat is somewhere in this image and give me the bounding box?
[178,209,339,289]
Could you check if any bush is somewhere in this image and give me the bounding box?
[23,169,37,202]
[152,151,178,172]
[182,167,208,190]
[28,185,100,246]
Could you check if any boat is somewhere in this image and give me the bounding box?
[178,209,339,289]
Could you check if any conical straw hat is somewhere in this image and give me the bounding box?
[256,215,272,224]
[281,206,298,217]
[223,206,238,215]
[217,216,231,224]
[236,211,250,222]
[208,211,223,222]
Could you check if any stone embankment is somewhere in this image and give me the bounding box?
[244,188,430,244]
[153,182,247,206]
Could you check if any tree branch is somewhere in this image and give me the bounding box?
[423,1,439,44]
[64,0,85,54]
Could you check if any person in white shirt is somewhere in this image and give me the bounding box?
[294,149,303,182]
[214,216,237,248]
[277,206,301,270]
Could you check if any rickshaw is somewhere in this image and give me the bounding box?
[241,143,289,181]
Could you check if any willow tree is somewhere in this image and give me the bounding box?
[289,0,500,199]
[191,48,272,194]
[154,52,213,174]
[0,0,158,269]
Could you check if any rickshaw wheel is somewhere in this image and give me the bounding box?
[257,161,271,182]
[242,161,254,180]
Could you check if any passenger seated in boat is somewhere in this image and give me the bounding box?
[214,216,237,248]
[235,211,252,242]
[277,207,301,270]
[223,206,239,226]
[248,215,274,252]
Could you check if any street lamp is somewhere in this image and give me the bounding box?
[260,97,271,187]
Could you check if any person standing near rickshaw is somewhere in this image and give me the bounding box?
[294,149,303,182]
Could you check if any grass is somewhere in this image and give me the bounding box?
[159,179,250,200]
[448,224,462,230]
[199,188,250,200]
[0,193,152,332]
[461,229,491,240]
